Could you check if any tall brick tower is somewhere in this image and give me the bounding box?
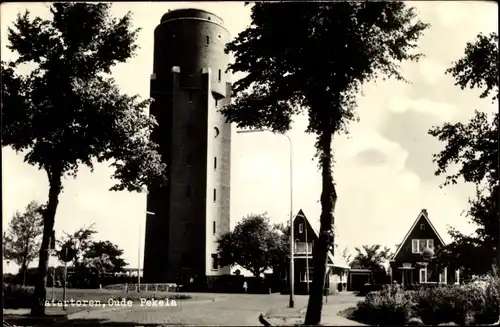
[143,8,231,284]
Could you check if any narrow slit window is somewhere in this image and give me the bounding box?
[218,69,221,81]
[213,221,216,234]
[206,35,209,45]
[215,99,218,107]
[214,157,217,170]
[213,189,216,202]
[188,92,193,103]
[186,186,191,198]
[211,254,218,270]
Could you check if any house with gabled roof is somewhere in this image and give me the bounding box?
[389,209,460,287]
[277,209,350,294]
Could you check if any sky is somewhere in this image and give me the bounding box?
[2,1,498,274]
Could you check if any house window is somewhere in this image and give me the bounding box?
[214,157,217,170]
[186,186,191,198]
[206,35,210,45]
[211,254,218,270]
[439,268,447,284]
[299,223,304,233]
[218,69,221,82]
[427,239,434,250]
[420,224,425,230]
[412,239,435,253]
[213,189,216,202]
[419,268,427,283]
[300,267,314,282]
[188,92,193,103]
[455,270,460,284]
[213,221,216,234]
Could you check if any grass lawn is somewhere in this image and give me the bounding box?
[4,287,192,313]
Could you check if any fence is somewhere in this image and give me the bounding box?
[104,283,179,292]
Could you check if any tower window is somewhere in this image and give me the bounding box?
[187,154,192,166]
[211,254,218,270]
[218,69,221,82]
[214,157,217,170]
[186,186,191,198]
[213,189,216,202]
[213,221,216,234]
[206,35,209,45]
[188,92,193,103]
[215,99,218,107]
[214,127,220,138]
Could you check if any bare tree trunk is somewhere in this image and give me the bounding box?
[22,235,30,286]
[304,131,335,326]
[31,170,62,317]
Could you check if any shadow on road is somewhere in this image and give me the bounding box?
[48,319,186,326]
[4,315,67,326]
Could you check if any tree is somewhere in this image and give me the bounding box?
[221,2,428,324]
[1,3,167,316]
[350,244,392,270]
[341,248,352,265]
[428,32,498,278]
[83,240,128,274]
[57,225,98,269]
[217,214,288,278]
[350,245,392,284]
[2,201,45,286]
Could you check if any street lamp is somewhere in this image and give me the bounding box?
[236,129,295,308]
[297,212,309,293]
[139,211,156,292]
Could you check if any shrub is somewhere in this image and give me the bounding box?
[474,276,500,324]
[412,279,500,325]
[412,284,476,325]
[3,283,34,309]
[353,284,414,325]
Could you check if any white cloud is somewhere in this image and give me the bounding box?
[388,96,458,121]
[418,59,447,85]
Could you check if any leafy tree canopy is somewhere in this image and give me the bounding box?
[83,240,128,274]
[2,201,45,284]
[1,3,166,191]
[217,213,288,278]
[350,244,392,271]
[57,225,98,268]
[223,2,429,140]
[429,32,498,277]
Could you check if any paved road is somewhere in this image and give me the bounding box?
[59,293,311,326]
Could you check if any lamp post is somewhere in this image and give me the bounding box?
[139,211,156,292]
[297,212,309,293]
[236,129,295,308]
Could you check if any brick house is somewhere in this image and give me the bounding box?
[278,209,350,294]
[389,209,460,287]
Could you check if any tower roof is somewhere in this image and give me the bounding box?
[160,8,224,25]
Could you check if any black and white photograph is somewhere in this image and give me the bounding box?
[2,1,498,326]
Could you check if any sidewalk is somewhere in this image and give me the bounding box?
[262,293,366,326]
